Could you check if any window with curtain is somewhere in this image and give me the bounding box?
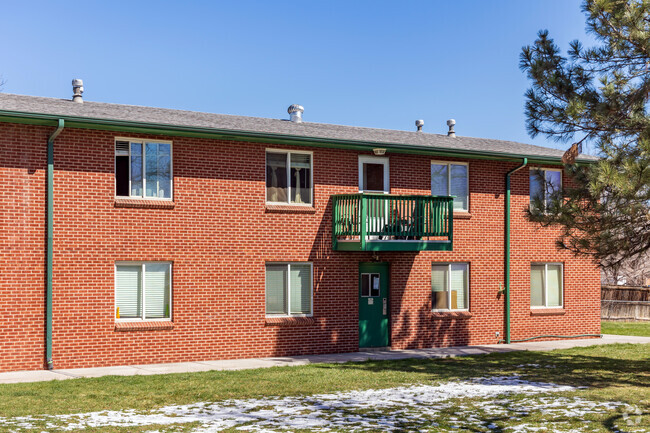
[266,151,312,205]
[432,263,469,311]
[529,169,562,211]
[115,262,172,320]
[531,263,563,308]
[115,140,172,199]
[265,263,312,315]
[431,162,468,211]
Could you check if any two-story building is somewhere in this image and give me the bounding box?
[0,87,600,372]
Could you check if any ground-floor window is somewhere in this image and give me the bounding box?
[265,263,312,316]
[531,263,563,308]
[115,262,172,320]
[431,263,469,311]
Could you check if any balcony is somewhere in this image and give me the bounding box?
[332,194,454,252]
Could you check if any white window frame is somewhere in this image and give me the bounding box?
[115,138,174,200]
[431,262,470,312]
[531,262,564,309]
[265,149,314,206]
[359,155,390,193]
[529,167,562,211]
[430,160,469,212]
[114,261,173,322]
[265,262,314,317]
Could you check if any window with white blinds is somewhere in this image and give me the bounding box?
[431,161,469,211]
[531,263,563,308]
[431,263,469,311]
[115,262,172,321]
[115,139,172,199]
[265,263,312,316]
[266,150,313,205]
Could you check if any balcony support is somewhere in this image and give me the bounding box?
[360,195,367,251]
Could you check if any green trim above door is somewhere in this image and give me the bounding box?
[359,262,389,348]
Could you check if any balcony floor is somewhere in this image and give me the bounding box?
[334,239,453,252]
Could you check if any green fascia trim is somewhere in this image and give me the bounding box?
[0,110,596,165]
[334,240,453,252]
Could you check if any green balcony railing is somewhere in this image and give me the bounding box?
[332,193,454,251]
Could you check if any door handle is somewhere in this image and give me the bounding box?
[383,298,387,315]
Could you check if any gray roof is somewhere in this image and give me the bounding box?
[0,93,596,162]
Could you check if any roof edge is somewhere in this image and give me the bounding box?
[0,109,597,165]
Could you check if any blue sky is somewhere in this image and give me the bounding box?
[0,1,593,152]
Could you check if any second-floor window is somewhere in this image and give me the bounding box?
[266,150,312,205]
[431,161,468,211]
[530,168,561,211]
[115,140,172,199]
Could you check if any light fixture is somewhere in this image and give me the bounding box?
[373,148,386,156]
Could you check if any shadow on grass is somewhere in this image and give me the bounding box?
[314,343,650,390]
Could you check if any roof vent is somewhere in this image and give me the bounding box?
[446,119,456,137]
[415,119,424,132]
[288,104,304,123]
[72,79,84,103]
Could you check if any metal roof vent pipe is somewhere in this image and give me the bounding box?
[288,104,304,123]
[447,119,456,137]
[415,119,424,132]
[72,79,84,103]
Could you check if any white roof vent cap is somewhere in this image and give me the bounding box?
[288,104,304,123]
[415,119,424,132]
[447,119,456,137]
[72,79,84,103]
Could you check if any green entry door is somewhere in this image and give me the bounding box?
[359,262,389,348]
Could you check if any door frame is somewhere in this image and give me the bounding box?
[358,261,390,348]
[358,155,390,193]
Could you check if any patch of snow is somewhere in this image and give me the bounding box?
[0,376,630,432]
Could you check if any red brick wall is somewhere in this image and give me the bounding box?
[0,123,48,371]
[0,123,600,372]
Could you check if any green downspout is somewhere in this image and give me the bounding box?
[46,119,64,370]
[505,158,527,344]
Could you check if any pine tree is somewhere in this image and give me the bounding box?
[520,0,650,269]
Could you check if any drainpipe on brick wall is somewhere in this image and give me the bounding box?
[46,119,64,370]
[504,158,527,344]
[500,159,602,345]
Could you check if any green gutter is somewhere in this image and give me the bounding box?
[46,119,64,370]
[504,158,527,344]
[0,110,597,166]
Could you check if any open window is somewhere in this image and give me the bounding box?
[115,139,172,199]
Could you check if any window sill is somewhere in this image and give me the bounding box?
[265,204,316,214]
[453,211,471,220]
[430,311,473,319]
[115,321,174,331]
[114,198,175,209]
[530,308,565,316]
[265,316,316,326]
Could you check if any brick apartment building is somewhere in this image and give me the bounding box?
[0,88,600,372]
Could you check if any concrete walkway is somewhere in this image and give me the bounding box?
[2,334,648,384]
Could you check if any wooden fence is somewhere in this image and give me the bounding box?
[601,285,650,321]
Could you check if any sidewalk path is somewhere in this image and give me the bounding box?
[2,334,648,384]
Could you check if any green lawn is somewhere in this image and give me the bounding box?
[602,320,650,337]
[0,343,648,432]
